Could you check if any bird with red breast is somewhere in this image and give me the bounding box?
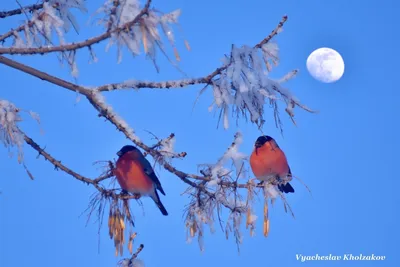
[114,145,168,216]
[249,135,295,193]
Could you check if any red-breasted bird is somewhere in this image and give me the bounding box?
[114,145,168,216]
[249,135,295,193]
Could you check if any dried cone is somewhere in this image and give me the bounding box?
[109,208,127,257]
[263,201,270,237]
[263,218,270,237]
[128,232,136,254]
[184,40,191,51]
[128,240,133,255]
[246,208,251,229]
[108,211,115,239]
[190,222,197,238]
[115,247,119,257]
[174,47,181,61]
[264,200,269,218]
[141,24,148,53]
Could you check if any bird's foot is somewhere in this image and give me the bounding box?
[132,193,141,199]
[120,189,129,195]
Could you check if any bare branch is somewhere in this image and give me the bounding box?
[23,133,94,184]
[0,55,90,95]
[254,15,287,49]
[22,131,140,203]
[130,244,144,261]
[0,2,44,19]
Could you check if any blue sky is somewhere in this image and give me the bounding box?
[1,0,399,266]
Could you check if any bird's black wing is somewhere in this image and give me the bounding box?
[144,168,166,195]
[140,157,166,195]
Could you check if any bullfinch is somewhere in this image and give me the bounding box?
[114,145,168,216]
[249,135,295,193]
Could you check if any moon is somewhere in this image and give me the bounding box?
[306,47,345,83]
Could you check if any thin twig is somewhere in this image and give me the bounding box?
[130,244,144,262]
[0,2,44,19]
[23,132,139,201]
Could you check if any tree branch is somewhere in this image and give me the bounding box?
[95,15,290,93]
[0,0,152,55]
[0,2,44,19]
[0,24,28,43]
[0,15,301,216]
[118,244,145,267]
[0,55,91,95]
[1,3,308,255]
[0,38,285,195]
[23,132,139,201]
[130,244,144,261]
[23,134,94,184]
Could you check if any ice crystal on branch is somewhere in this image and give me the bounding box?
[210,43,299,130]
[0,99,41,164]
[0,100,24,160]
[8,1,87,48]
[203,132,247,184]
[98,0,186,65]
[143,132,186,164]
[49,0,87,33]
[184,133,253,251]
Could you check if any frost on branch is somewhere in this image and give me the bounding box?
[204,132,247,185]
[142,132,187,164]
[159,135,176,157]
[90,92,140,142]
[0,100,24,161]
[6,1,87,48]
[0,99,40,179]
[1,1,87,77]
[209,43,300,130]
[184,132,255,251]
[98,0,187,65]
[183,132,298,251]
[49,0,87,33]
[32,2,66,45]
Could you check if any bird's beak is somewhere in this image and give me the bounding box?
[254,141,262,155]
[117,150,122,157]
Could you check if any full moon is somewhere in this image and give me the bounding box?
[306,47,345,83]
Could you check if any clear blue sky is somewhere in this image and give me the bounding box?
[1,0,399,266]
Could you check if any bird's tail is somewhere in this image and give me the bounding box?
[151,190,168,216]
[278,182,295,193]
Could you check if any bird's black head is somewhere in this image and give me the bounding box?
[116,145,138,157]
[254,135,273,148]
